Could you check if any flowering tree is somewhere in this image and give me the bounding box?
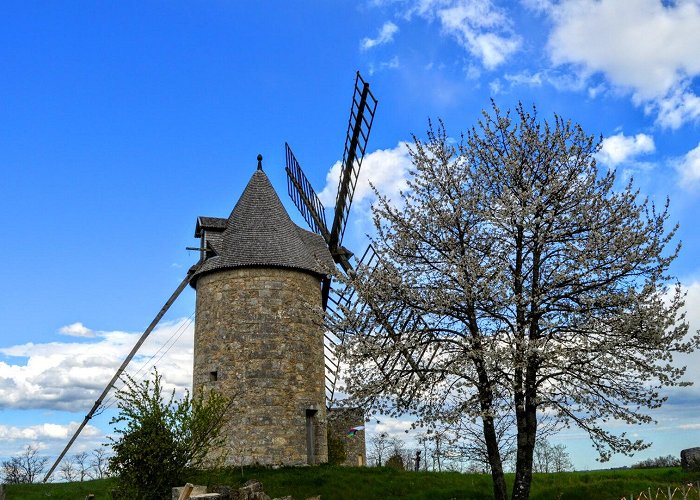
[334,103,696,500]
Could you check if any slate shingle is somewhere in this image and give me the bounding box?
[191,169,334,288]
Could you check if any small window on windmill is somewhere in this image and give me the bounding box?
[209,370,218,382]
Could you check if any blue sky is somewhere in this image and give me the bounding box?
[2,0,700,473]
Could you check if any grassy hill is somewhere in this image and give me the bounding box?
[5,466,700,499]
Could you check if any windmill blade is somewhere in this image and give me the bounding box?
[329,71,378,253]
[285,142,330,240]
[43,262,201,482]
[323,244,440,408]
[324,278,366,407]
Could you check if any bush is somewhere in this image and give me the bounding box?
[385,453,405,470]
[108,369,231,499]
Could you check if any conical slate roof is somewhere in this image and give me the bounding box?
[191,166,334,287]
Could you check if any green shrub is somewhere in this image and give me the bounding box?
[107,369,230,500]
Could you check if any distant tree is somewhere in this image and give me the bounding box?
[368,432,391,467]
[327,430,348,465]
[73,451,90,481]
[90,447,110,479]
[59,456,78,482]
[108,369,232,500]
[533,440,572,473]
[550,444,573,473]
[1,444,49,484]
[334,104,697,500]
[385,453,405,470]
[388,436,414,470]
[631,454,681,468]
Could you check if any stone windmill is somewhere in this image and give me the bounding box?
[46,72,432,479]
[190,157,335,466]
[190,72,379,467]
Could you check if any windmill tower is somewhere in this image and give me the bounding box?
[190,156,335,466]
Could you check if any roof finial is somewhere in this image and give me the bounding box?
[257,154,263,171]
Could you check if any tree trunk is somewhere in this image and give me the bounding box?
[482,412,508,500]
[511,363,538,500]
[474,359,508,500]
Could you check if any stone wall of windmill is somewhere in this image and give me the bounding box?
[194,267,328,465]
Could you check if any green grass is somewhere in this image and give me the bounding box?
[2,477,117,499]
[5,467,700,499]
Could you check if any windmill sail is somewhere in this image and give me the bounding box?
[329,71,377,253]
[285,143,329,239]
[325,245,439,406]
[285,72,433,409]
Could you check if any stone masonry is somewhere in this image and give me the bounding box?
[327,407,366,466]
[193,267,328,466]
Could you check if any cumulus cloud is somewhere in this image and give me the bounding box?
[361,21,400,50]
[0,421,105,459]
[318,142,413,246]
[373,417,414,436]
[676,142,700,185]
[58,322,94,338]
[368,55,401,76]
[0,318,194,411]
[318,141,412,211]
[541,0,700,128]
[403,0,520,69]
[0,422,100,442]
[597,132,655,167]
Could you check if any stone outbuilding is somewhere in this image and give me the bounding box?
[190,158,334,466]
[327,407,367,466]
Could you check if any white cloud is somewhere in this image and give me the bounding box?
[438,1,520,69]
[402,0,520,69]
[361,21,400,51]
[679,422,700,431]
[368,55,401,76]
[676,142,700,185]
[58,322,94,338]
[318,142,413,246]
[318,141,412,211]
[652,85,700,129]
[373,417,414,436]
[504,71,543,87]
[542,0,700,128]
[489,78,503,95]
[597,132,655,167]
[670,280,700,396]
[0,318,194,411]
[0,422,100,442]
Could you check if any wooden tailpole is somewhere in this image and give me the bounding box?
[43,263,201,483]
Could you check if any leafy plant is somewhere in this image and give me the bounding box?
[107,368,231,499]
